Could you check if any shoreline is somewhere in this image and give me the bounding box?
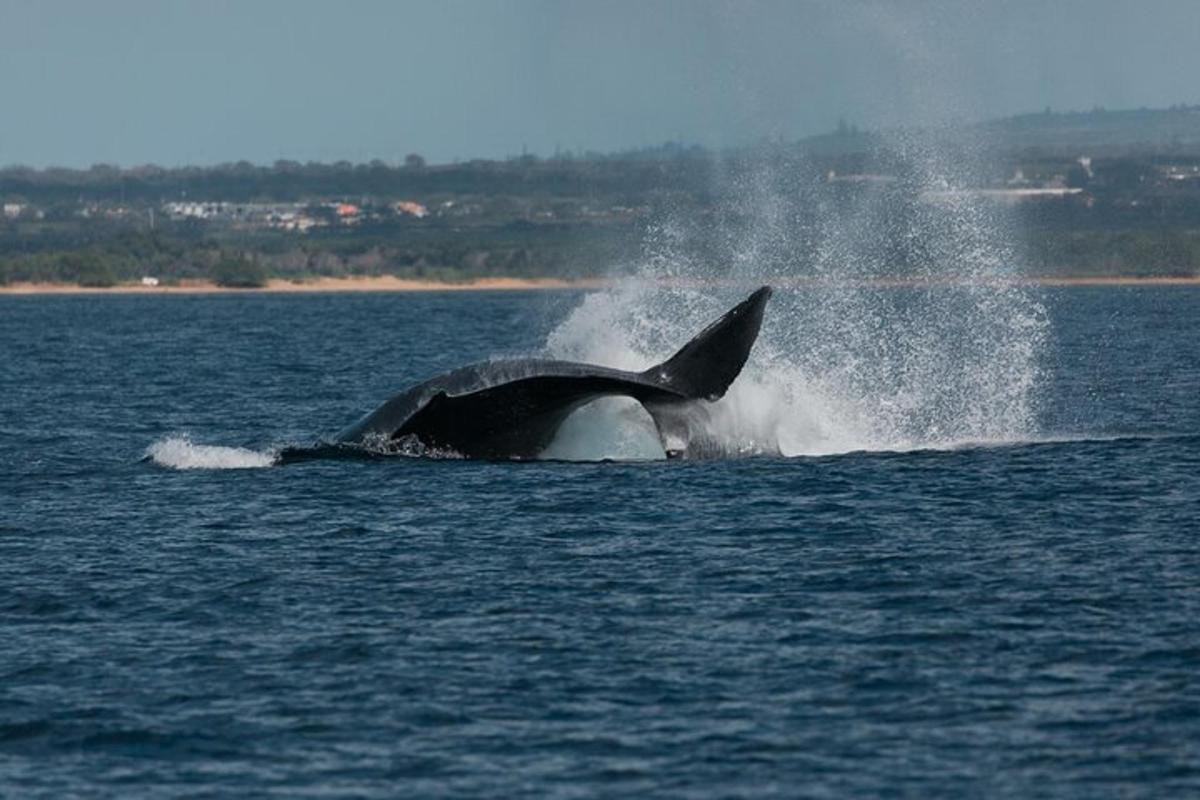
[1,274,1199,295]
[0,276,607,295]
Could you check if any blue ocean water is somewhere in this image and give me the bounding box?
[2,287,1198,797]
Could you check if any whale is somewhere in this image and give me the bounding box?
[325,286,772,460]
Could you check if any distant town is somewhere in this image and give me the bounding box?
[4,105,1200,287]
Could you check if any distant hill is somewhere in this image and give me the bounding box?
[791,105,1200,158]
[980,105,1200,155]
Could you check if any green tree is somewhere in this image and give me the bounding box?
[63,253,118,287]
[212,254,267,288]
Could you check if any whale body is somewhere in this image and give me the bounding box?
[332,286,772,460]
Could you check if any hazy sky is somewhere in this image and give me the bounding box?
[2,0,1198,168]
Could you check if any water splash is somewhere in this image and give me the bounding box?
[544,136,1048,458]
[146,435,276,470]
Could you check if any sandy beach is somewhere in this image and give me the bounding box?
[0,276,608,295]
[1,274,1198,295]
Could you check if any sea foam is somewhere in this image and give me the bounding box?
[146,435,276,470]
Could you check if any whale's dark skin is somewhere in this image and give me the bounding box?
[333,286,772,460]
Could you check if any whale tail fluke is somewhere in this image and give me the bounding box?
[642,286,772,401]
[329,284,773,460]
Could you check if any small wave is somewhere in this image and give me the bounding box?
[145,436,276,470]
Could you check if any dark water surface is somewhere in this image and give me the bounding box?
[2,288,1199,797]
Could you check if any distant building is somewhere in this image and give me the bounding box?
[141,276,160,287]
[281,216,319,232]
[393,200,428,218]
[163,201,226,220]
[824,171,897,185]
[3,203,24,219]
[1160,163,1200,181]
[921,187,1084,206]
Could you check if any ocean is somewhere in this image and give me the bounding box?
[2,286,1198,797]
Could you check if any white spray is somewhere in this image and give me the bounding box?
[543,143,1047,459]
[146,435,276,470]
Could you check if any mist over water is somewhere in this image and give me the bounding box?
[546,131,1049,458]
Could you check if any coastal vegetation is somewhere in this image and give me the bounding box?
[5,106,1200,286]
